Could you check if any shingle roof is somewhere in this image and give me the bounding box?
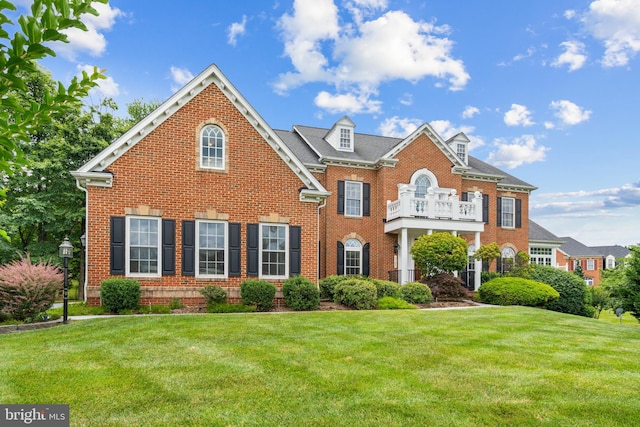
[558,237,603,257]
[276,124,535,189]
[591,245,631,259]
[529,220,564,243]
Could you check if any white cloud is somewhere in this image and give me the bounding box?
[461,106,479,119]
[228,15,248,46]
[314,90,382,114]
[513,47,536,62]
[275,0,469,113]
[170,66,194,92]
[582,0,640,67]
[564,9,577,19]
[486,135,548,169]
[77,64,120,98]
[430,119,485,151]
[54,3,124,61]
[550,100,591,125]
[504,104,534,127]
[399,93,413,106]
[551,40,587,71]
[378,116,421,138]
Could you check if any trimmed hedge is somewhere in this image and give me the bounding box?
[377,296,417,310]
[319,275,348,300]
[334,278,377,310]
[372,279,402,299]
[240,280,276,311]
[401,282,433,304]
[478,277,559,307]
[282,276,320,311]
[530,264,592,316]
[100,279,141,313]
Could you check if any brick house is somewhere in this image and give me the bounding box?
[556,237,630,286]
[73,64,536,305]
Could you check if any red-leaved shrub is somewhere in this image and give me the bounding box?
[0,255,63,321]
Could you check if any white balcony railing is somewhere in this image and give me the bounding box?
[386,186,483,222]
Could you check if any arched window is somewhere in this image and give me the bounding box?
[345,239,362,275]
[500,247,516,274]
[200,125,225,169]
[414,175,431,198]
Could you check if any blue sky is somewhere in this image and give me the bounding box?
[22,0,640,247]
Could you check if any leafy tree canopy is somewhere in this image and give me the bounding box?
[411,232,468,277]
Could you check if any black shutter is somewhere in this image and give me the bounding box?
[337,241,344,275]
[229,223,241,277]
[497,197,502,227]
[247,223,259,277]
[289,225,301,276]
[181,220,195,276]
[110,216,125,275]
[363,243,370,277]
[515,199,522,228]
[337,181,345,214]
[162,219,175,276]
[483,194,489,224]
[496,257,502,274]
[363,183,370,216]
[461,192,468,202]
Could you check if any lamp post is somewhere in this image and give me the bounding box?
[59,237,74,324]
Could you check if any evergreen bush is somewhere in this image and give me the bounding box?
[319,275,348,299]
[372,279,402,299]
[478,277,559,307]
[282,276,320,311]
[530,264,592,316]
[377,296,417,310]
[240,279,276,311]
[401,282,433,304]
[333,278,377,310]
[199,285,227,304]
[100,279,141,313]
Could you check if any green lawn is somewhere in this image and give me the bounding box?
[1,307,639,426]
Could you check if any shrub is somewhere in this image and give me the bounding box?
[282,276,320,311]
[168,297,184,310]
[333,278,377,310]
[478,277,559,307]
[411,232,468,277]
[199,285,227,304]
[319,275,348,299]
[530,265,591,316]
[377,296,417,310]
[401,282,433,304]
[372,279,402,299]
[481,271,502,284]
[207,303,257,313]
[0,255,63,321]
[100,279,141,313]
[424,273,469,300]
[240,279,276,311]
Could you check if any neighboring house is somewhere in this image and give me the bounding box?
[528,220,565,268]
[73,64,536,305]
[556,238,630,286]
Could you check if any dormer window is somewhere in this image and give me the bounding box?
[456,143,466,162]
[339,128,352,150]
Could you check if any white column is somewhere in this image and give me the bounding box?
[474,231,482,291]
[400,228,409,284]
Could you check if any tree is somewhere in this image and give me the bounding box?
[620,245,640,321]
[0,0,106,239]
[473,242,501,270]
[506,251,534,279]
[411,232,468,278]
[574,263,585,279]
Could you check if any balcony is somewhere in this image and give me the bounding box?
[386,186,483,223]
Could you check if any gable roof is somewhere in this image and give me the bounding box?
[529,220,564,244]
[558,237,603,257]
[591,245,631,259]
[72,64,329,202]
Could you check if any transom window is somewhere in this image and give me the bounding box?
[345,239,362,275]
[200,125,225,169]
[345,181,362,217]
[197,221,227,277]
[261,224,287,278]
[127,217,160,276]
[501,197,515,228]
[415,175,432,198]
[339,128,352,150]
[530,247,552,266]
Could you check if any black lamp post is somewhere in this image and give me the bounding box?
[59,237,74,324]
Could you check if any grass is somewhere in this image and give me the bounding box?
[1,307,640,426]
[597,308,639,326]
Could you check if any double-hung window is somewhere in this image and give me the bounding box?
[587,259,595,271]
[127,217,161,277]
[260,224,288,278]
[339,128,352,150]
[200,125,225,169]
[345,239,362,275]
[196,221,227,278]
[501,197,515,228]
[456,143,466,162]
[345,181,362,217]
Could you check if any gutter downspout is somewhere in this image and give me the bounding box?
[75,179,88,303]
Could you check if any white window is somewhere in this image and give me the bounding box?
[345,181,362,217]
[501,197,515,228]
[456,143,466,162]
[606,256,615,269]
[200,125,225,169]
[587,259,595,270]
[501,247,516,274]
[415,175,431,198]
[260,224,288,278]
[530,247,552,266]
[339,128,352,150]
[345,239,362,275]
[196,221,227,278]
[585,278,594,286]
[127,217,161,277]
